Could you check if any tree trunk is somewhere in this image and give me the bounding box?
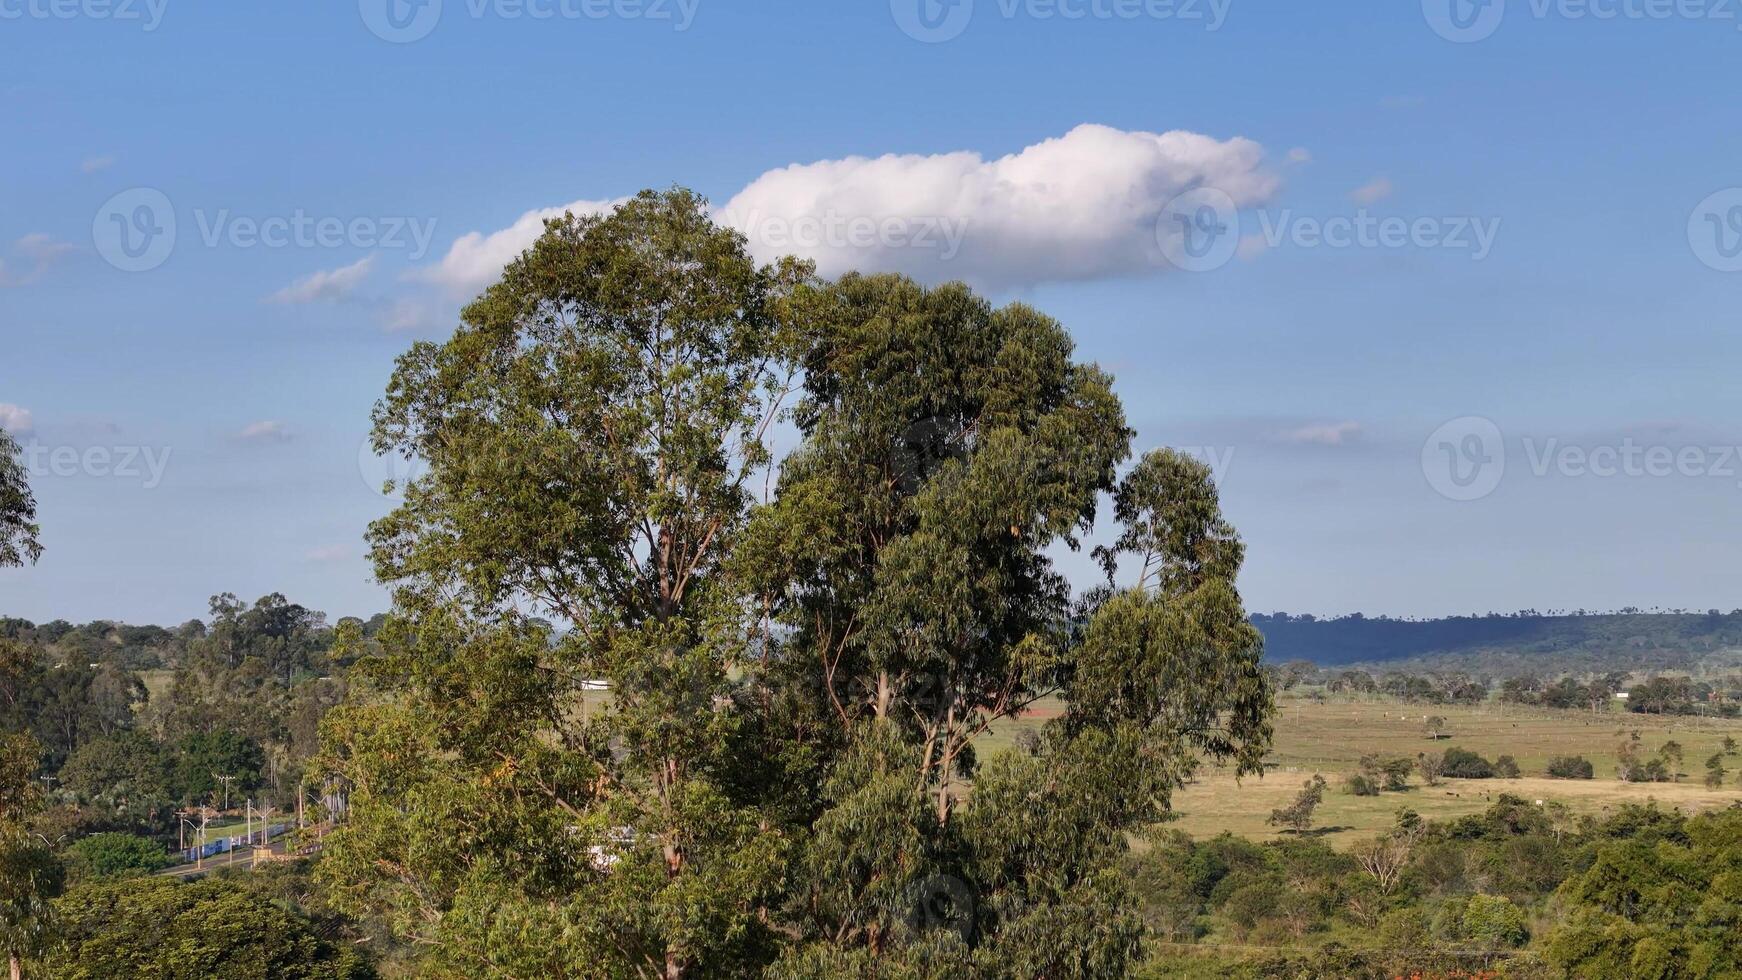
[11,951,22,980]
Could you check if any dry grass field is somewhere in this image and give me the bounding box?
[1166,695,1742,847]
[973,691,1742,848]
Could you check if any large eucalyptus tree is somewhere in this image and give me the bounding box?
[319,189,1272,979]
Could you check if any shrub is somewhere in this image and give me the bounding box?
[1345,772,1381,797]
[1461,893,1529,948]
[1440,747,1495,779]
[65,832,170,881]
[1546,755,1595,779]
[1492,754,1520,779]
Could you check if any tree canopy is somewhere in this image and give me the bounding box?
[317,189,1273,979]
[0,426,40,570]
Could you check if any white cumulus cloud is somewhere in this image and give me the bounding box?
[416,124,1285,296]
[0,404,34,436]
[416,198,623,298]
[269,256,377,304]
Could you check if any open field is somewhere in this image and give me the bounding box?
[970,692,1742,848]
[1166,695,1742,847]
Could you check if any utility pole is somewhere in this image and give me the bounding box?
[213,774,237,811]
[256,805,277,868]
[196,808,212,871]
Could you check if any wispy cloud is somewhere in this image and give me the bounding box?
[304,544,351,563]
[1280,421,1363,446]
[81,154,117,174]
[236,420,292,444]
[268,256,376,304]
[1349,177,1395,206]
[0,234,76,287]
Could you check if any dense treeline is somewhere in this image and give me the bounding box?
[1268,660,1742,718]
[1254,609,1742,675]
[1129,797,1742,979]
[0,594,374,851]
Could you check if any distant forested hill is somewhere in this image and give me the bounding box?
[1253,609,1742,675]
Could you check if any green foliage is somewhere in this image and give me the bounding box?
[64,832,168,881]
[1266,774,1326,835]
[42,876,374,979]
[1438,746,1495,779]
[318,191,1272,978]
[1546,754,1595,779]
[169,730,264,804]
[1616,741,1675,783]
[0,424,41,569]
[1546,807,1742,978]
[0,733,63,972]
[1457,893,1529,948]
[59,731,168,808]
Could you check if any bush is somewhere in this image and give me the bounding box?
[1345,773,1381,797]
[1439,747,1495,779]
[1461,893,1529,948]
[45,877,376,978]
[1547,755,1595,779]
[1492,754,1521,778]
[65,832,170,881]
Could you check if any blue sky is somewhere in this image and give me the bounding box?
[4,0,1742,625]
